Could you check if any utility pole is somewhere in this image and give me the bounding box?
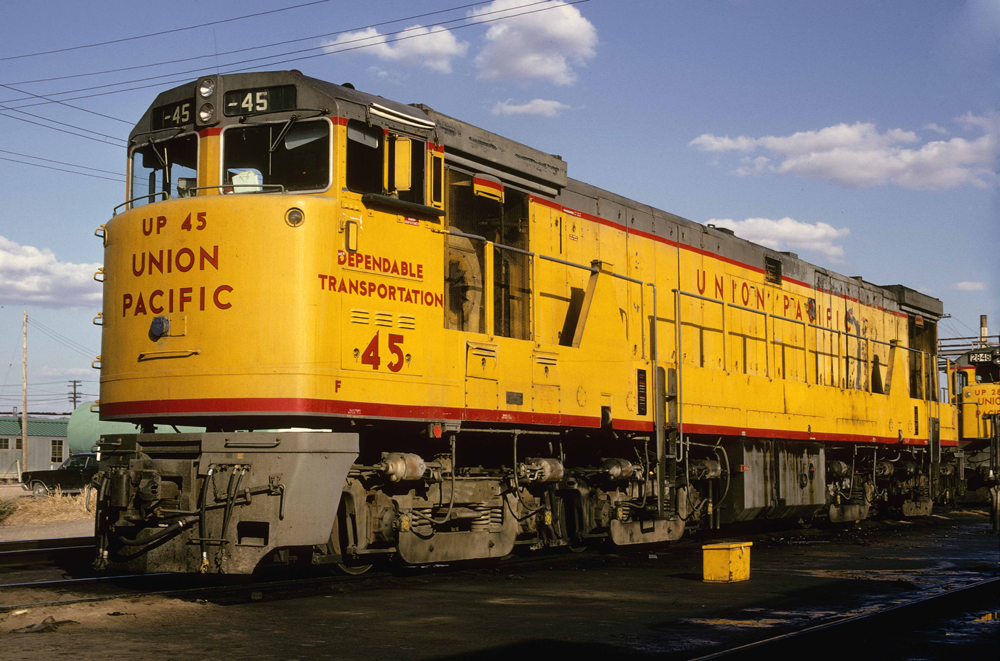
[68,380,82,409]
[21,310,28,479]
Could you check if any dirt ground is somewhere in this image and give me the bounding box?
[0,484,29,501]
[1,510,996,660]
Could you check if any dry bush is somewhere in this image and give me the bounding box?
[0,487,96,526]
[0,499,16,525]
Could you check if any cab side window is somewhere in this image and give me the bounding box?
[346,120,383,194]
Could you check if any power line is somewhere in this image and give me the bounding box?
[8,387,76,394]
[26,319,99,359]
[0,109,125,147]
[225,2,587,74]
[0,1,586,185]
[5,1,495,87]
[0,149,123,176]
[0,380,94,388]
[0,0,333,61]
[0,155,122,182]
[5,391,98,397]
[0,101,126,142]
[28,318,99,357]
[0,82,132,125]
[1,1,578,111]
[29,318,100,357]
[950,315,980,336]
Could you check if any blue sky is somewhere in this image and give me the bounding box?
[0,0,996,412]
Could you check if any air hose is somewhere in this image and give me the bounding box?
[116,515,198,547]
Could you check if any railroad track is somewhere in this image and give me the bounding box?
[0,543,600,612]
[689,576,1000,660]
[0,536,95,567]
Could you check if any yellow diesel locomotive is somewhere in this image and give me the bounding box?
[92,71,960,574]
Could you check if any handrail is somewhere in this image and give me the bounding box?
[673,286,937,397]
[361,193,445,217]
[112,184,288,215]
[114,191,168,215]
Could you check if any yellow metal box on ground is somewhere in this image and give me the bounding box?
[702,542,752,583]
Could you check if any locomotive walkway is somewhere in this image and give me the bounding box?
[1,510,996,660]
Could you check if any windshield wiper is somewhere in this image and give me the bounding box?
[270,114,299,153]
[147,140,167,169]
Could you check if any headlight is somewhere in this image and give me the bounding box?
[285,208,305,227]
[198,78,215,98]
[198,103,215,123]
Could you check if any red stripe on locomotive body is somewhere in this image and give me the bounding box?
[101,397,599,429]
[101,398,944,446]
[102,397,465,420]
[473,176,504,192]
[197,127,222,137]
[529,194,912,320]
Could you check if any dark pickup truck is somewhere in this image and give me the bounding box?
[21,453,99,496]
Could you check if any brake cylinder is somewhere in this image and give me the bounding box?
[602,458,636,481]
[378,453,427,482]
[522,457,564,483]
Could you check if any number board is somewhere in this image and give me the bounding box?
[152,99,195,129]
[223,85,297,116]
[969,350,1000,365]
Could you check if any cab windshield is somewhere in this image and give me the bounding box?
[130,133,198,207]
[222,119,330,193]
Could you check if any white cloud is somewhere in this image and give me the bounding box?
[690,114,998,190]
[708,217,850,262]
[953,281,985,291]
[689,134,758,153]
[954,111,998,133]
[0,236,102,308]
[734,156,771,177]
[924,123,950,135]
[471,0,597,85]
[322,25,468,73]
[492,98,569,117]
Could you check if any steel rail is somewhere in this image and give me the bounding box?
[0,536,96,566]
[688,576,1000,660]
[0,573,170,590]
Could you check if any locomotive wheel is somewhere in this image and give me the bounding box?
[335,562,374,576]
